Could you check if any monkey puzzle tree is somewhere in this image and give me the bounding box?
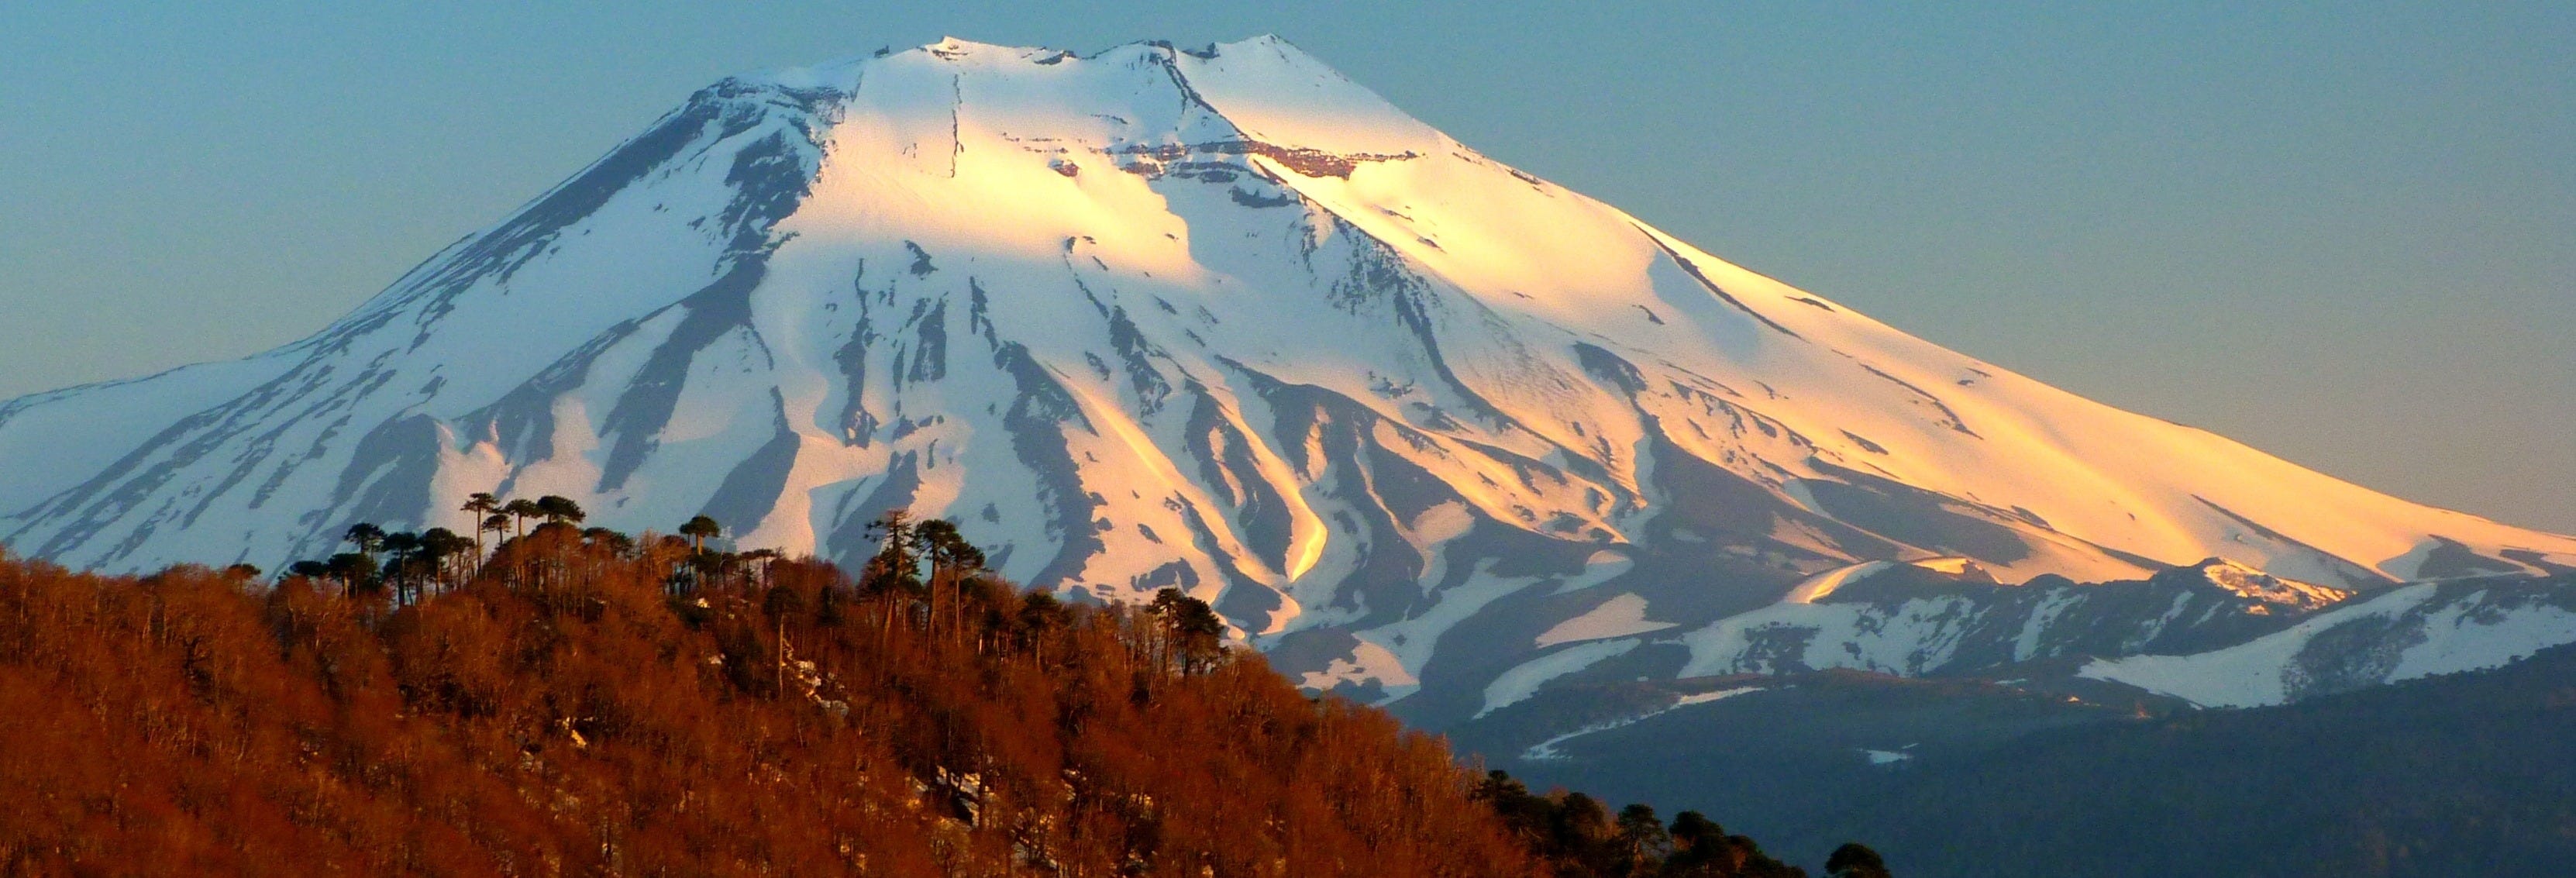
[1146,587,1227,677]
[343,522,386,562]
[480,514,511,560]
[679,515,721,554]
[1015,591,1069,666]
[859,510,923,643]
[536,495,586,526]
[501,499,542,539]
[381,531,422,604]
[325,551,378,597]
[912,518,987,642]
[461,492,501,560]
[419,527,471,594]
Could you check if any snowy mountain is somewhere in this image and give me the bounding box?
[1465,559,2350,721]
[1464,616,2576,878]
[2078,573,2576,708]
[4,36,2571,715]
[1461,559,2576,728]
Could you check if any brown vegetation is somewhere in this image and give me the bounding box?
[0,509,1864,876]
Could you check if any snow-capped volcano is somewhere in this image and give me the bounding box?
[3,36,2569,704]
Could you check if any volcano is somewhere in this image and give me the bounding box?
[3,36,2567,710]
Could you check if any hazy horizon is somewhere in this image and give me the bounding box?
[3,2,2568,532]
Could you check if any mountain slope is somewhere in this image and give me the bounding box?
[0,544,1543,876]
[1448,568,2576,757]
[3,36,2570,710]
[1469,643,2576,878]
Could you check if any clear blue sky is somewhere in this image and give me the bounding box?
[3,2,2569,532]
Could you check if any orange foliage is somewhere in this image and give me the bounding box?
[0,539,1534,876]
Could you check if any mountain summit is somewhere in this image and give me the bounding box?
[3,36,2568,705]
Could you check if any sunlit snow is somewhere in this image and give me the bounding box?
[1,36,2568,712]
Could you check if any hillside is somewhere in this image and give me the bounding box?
[0,516,1852,876]
[1792,643,2576,877]
[1469,642,2576,878]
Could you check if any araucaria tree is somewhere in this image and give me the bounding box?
[460,492,500,564]
[500,498,541,538]
[88,507,1856,876]
[0,531,1562,876]
[679,515,720,554]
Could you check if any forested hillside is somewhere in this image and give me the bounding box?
[1775,642,2576,877]
[0,508,1868,876]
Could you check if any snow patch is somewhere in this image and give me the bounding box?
[1297,639,1417,699]
[2190,557,2352,611]
[1520,687,1762,760]
[1782,561,1893,604]
[1535,594,1674,647]
[1861,747,1914,766]
[2078,584,2576,708]
[1479,639,1638,718]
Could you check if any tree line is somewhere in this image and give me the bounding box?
[0,505,1888,876]
[1474,770,1889,877]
